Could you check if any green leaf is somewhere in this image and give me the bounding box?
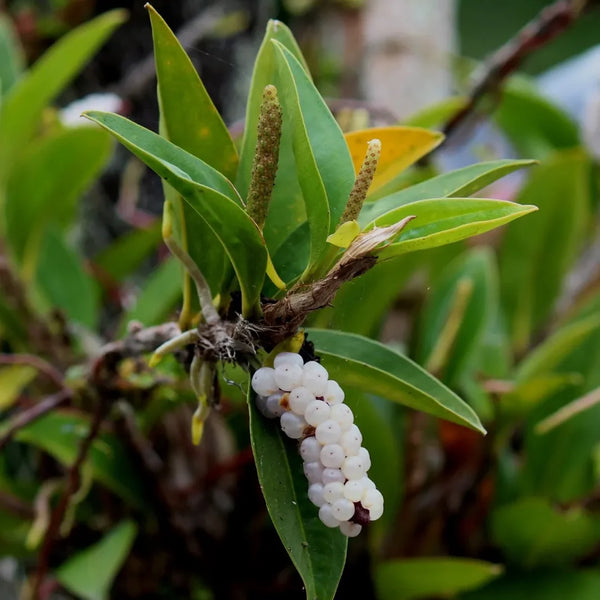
[306,329,485,433]
[499,151,590,351]
[93,222,162,282]
[55,520,137,600]
[416,248,497,385]
[5,127,112,268]
[149,4,238,179]
[118,257,182,334]
[13,411,148,509]
[360,159,536,225]
[491,497,600,568]
[374,557,502,600]
[0,9,126,181]
[0,365,36,409]
[403,96,468,129]
[0,13,24,97]
[84,111,267,317]
[495,77,580,160]
[461,569,600,600]
[236,19,308,200]
[371,198,537,259]
[248,387,347,600]
[35,228,99,329]
[516,314,600,383]
[273,42,354,231]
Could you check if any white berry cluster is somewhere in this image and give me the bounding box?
[251,351,384,537]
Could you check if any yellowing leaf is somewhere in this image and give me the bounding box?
[0,365,36,409]
[326,220,360,248]
[344,126,443,194]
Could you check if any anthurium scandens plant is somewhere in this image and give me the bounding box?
[84,5,537,598]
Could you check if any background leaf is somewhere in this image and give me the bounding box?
[499,151,590,351]
[0,9,126,182]
[13,411,149,509]
[375,557,502,600]
[55,520,137,600]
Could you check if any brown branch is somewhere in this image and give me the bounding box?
[442,0,588,142]
[0,489,35,519]
[30,403,107,600]
[0,353,66,390]
[0,390,72,451]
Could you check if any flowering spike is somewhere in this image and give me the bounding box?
[246,84,282,228]
[340,138,381,224]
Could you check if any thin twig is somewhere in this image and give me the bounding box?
[536,386,600,434]
[0,353,66,390]
[30,403,107,600]
[442,0,587,143]
[0,390,72,451]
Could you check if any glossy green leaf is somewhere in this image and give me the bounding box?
[0,14,24,97]
[0,9,126,181]
[5,127,112,267]
[273,43,355,232]
[149,4,238,179]
[417,248,496,385]
[371,198,537,259]
[306,329,485,433]
[55,520,137,600]
[491,497,600,568]
[461,570,600,600]
[375,557,502,600]
[0,365,36,409]
[361,159,536,225]
[35,229,99,329]
[236,19,308,200]
[499,151,589,351]
[84,111,266,317]
[13,411,148,509]
[248,388,347,600]
[93,222,162,282]
[118,257,182,334]
[495,77,580,160]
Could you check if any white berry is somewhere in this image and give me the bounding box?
[362,488,384,509]
[358,447,371,471]
[340,425,362,455]
[342,455,367,480]
[255,394,268,416]
[304,400,331,426]
[321,468,345,485]
[280,411,306,439]
[300,436,321,463]
[332,498,355,522]
[320,444,346,469]
[251,367,278,396]
[265,393,286,418]
[339,521,362,537]
[302,361,328,396]
[330,404,354,430]
[324,380,344,405]
[273,352,304,369]
[288,386,314,416]
[274,363,303,391]
[308,483,325,507]
[369,501,384,521]
[315,419,342,445]
[318,503,341,528]
[303,461,324,485]
[323,481,345,503]
[344,479,366,502]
